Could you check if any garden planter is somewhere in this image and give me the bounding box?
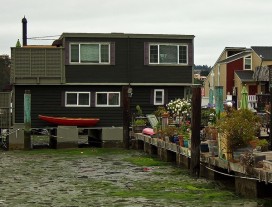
[133,125,146,133]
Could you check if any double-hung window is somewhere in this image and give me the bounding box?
[154,89,164,105]
[65,92,90,107]
[96,92,120,107]
[70,43,110,64]
[244,55,252,70]
[149,44,188,65]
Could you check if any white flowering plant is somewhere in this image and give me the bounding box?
[166,98,191,118]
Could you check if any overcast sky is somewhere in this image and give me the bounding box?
[1,0,272,66]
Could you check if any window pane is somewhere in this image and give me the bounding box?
[155,91,163,103]
[97,93,107,105]
[81,44,99,63]
[101,44,109,63]
[159,45,177,64]
[179,46,187,64]
[245,56,251,69]
[109,93,119,105]
[78,93,89,105]
[150,45,158,63]
[66,93,77,105]
[71,44,79,62]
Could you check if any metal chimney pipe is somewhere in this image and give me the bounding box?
[22,16,27,46]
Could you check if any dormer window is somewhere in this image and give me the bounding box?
[244,55,252,70]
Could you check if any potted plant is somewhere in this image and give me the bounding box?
[132,105,147,133]
[153,106,168,118]
[161,126,178,142]
[177,121,191,148]
[166,98,191,124]
[216,109,261,160]
[133,119,146,133]
[256,139,269,152]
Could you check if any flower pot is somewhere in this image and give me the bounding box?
[178,135,184,147]
[200,143,209,152]
[133,125,146,133]
[183,140,188,148]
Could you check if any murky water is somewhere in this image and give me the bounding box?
[0,149,266,207]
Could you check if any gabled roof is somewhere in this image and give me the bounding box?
[235,70,254,82]
[218,49,252,64]
[251,46,272,61]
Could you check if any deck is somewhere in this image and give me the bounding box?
[132,132,272,198]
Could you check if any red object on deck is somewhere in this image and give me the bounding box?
[38,115,100,127]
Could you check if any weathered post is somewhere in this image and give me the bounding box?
[269,65,272,150]
[190,85,201,177]
[24,90,31,150]
[122,85,131,149]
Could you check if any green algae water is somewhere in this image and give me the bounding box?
[0,148,270,206]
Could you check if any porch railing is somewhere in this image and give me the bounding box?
[248,95,257,109]
[11,47,65,84]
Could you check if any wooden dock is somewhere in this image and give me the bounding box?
[132,133,272,198]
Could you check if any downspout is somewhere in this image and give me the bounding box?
[217,64,220,86]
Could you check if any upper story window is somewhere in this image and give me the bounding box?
[154,89,164,105]
[244,55,252,70]
[70,43,110,64]
[149,44,188,65]
[65,92,90,107]
[96,92,120,107]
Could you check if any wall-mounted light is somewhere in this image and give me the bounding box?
[128,87,133,98]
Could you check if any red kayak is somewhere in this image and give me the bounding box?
[38,115,100,127]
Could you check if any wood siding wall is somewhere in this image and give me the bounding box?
[65,37,193,84]
[14,85,186,128]
[226,59,243,95]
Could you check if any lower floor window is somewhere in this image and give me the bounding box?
[96,92,120,107]
[154,89,164,105]
[65,92,90,107]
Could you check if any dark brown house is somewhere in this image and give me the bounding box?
[11,32,195,129]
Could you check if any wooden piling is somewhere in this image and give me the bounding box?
[190,85,201,177]
[122,86,131,149]
[24,90,31,150]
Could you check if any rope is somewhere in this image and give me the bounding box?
[200,163,272,184]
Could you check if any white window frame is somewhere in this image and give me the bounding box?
[154,89,164,105]
[65,92,91,107]
[95,92,120,107]
[70,42,110,64]
[244,55,252,70]
[149,43,188,65]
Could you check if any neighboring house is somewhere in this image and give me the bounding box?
[204,46,272,109]
[11,18,195,129]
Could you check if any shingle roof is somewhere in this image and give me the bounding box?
[251,46,272,61]
[235,70,254,82]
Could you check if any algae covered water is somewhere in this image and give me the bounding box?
[0,148,269,206]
